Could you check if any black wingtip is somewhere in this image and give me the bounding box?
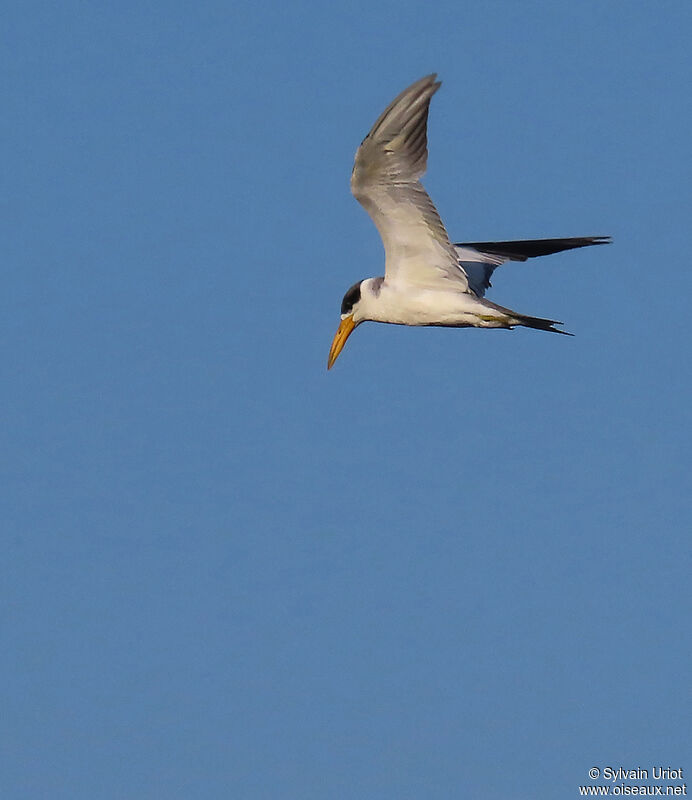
[454,236,612,261]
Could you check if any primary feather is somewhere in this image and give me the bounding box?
[350,74,469,291]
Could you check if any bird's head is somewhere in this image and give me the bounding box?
[327,280,364,370]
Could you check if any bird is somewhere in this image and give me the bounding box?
[327,74,610,369]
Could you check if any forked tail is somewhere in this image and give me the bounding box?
[481,298,574,336]
[514,313,573,336]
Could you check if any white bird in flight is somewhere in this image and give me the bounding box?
[327,74,610,369]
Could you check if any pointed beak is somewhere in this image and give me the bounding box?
[327,315,356,370]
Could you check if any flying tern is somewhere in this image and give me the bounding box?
[327,74,610,369]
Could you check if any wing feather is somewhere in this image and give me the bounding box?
[454,236,612,297]
[351,75,469,291]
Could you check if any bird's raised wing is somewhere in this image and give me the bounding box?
[350,75,469,292]
[454,236,612,297]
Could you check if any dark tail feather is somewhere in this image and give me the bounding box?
[454,236,611,262]
[482,298,574,336]
[517,313,574,336]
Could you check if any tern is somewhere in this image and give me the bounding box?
[327,74,610,369]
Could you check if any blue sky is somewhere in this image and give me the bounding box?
[3,1,691,798]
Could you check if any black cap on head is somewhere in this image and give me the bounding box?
[341,280,363,315]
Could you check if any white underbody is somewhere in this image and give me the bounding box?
[353,277,517,328]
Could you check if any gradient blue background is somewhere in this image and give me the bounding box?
[3,1,691,798]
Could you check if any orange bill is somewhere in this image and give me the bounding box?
[327,315,356,370]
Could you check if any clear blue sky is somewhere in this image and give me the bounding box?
[3,1,691,798]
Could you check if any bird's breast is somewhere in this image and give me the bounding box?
[361,283,484,327]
